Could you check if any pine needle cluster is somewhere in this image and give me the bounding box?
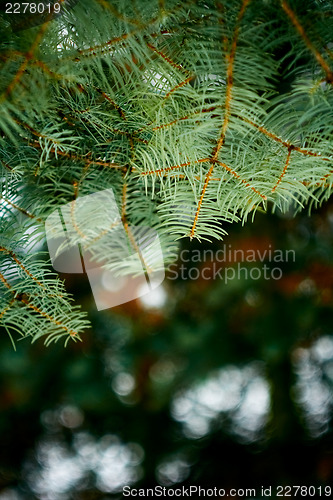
[0,0,332,343]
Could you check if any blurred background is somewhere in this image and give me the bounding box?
[0,200,333,499]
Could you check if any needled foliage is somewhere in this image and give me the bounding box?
[0,0,332,343]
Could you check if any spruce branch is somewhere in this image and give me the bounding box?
[0,0,332,343]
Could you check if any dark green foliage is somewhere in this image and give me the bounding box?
[0,204,333,496]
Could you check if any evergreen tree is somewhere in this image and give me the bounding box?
[0,0,332,344]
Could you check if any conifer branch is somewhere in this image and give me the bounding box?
[20,296,79,337]
[0,299,15,321]
[0,196,42,222]
[96,0,144,27]
[216,160,267,200]
[212,0,251,161]
[189,0,252,239]
[139,158,210,177]
[281,0,333,83]
[152,106,220,131]
[271,147,292,193]
[0,247,45,289]
[189,164,216,240]
[1,0,333,344]
[74,4,187,60]
[29,140,123,170]
[93,86,127,120]
[236,115,333,161]
[0,1,62,102]
[165,76,194,99]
